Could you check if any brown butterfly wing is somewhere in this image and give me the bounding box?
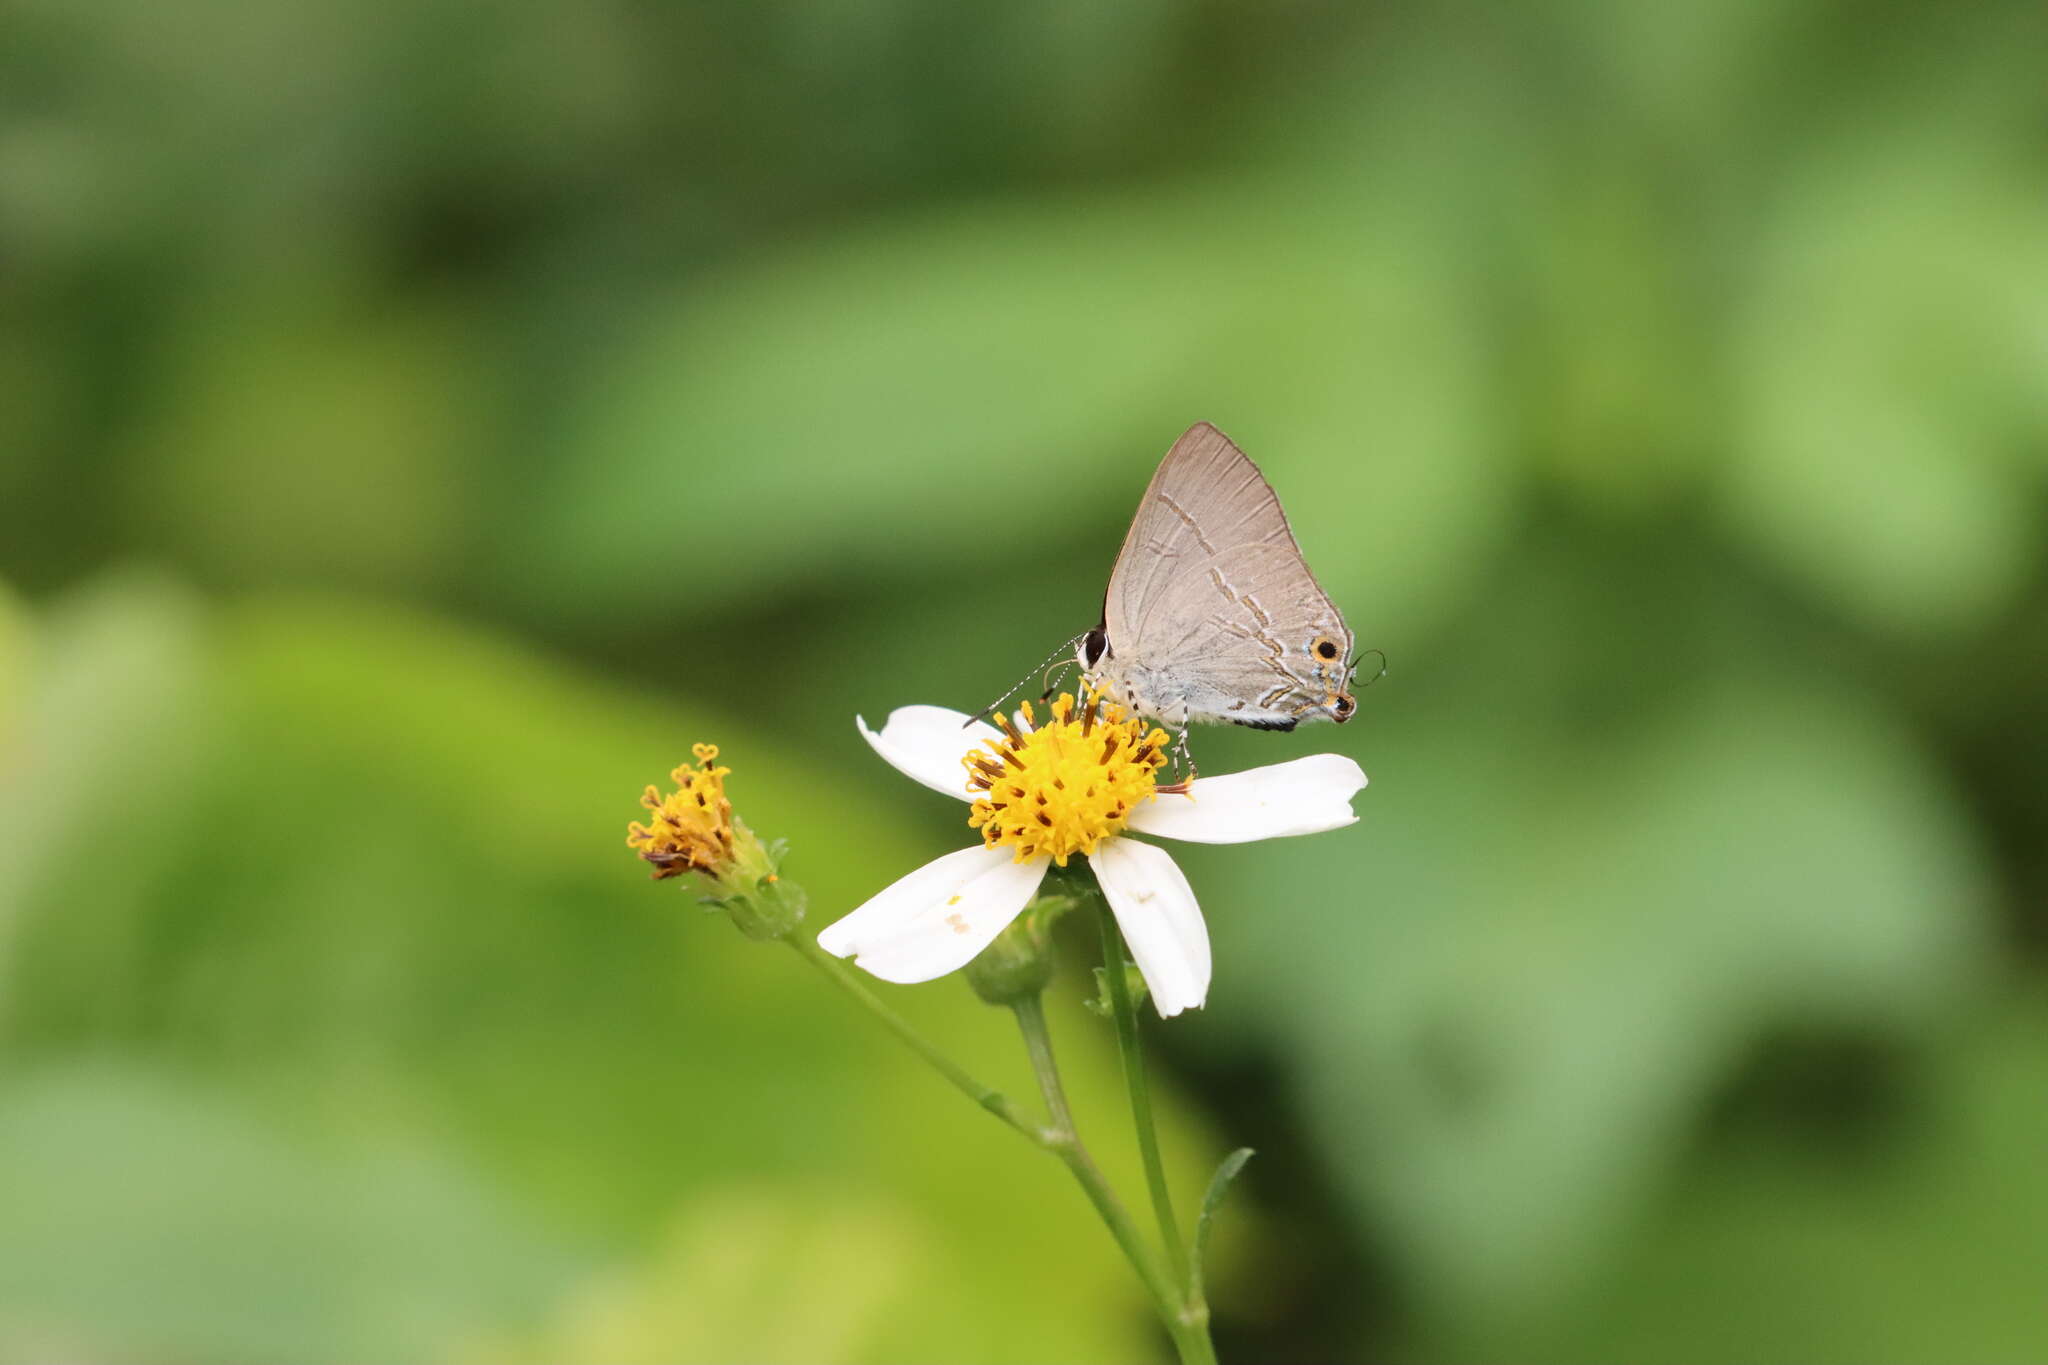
[1103,423,1351,714]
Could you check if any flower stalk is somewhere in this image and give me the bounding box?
[785,933,1046,1143]
[801,882,1223,1364]
[1098,891,1193,1295]
[1010,992,1216,1365]
[802,902,1219,1363]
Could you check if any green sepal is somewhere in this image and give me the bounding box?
[699,821,806,941]
[1085,962,1149,1017]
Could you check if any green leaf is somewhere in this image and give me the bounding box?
[0,1064,580,1365]
[1722,119,2048,638]
[1190,1147,1255,1304]
[0,570,210,1006]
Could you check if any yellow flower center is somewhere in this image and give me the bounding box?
[964,693,1171,866]
[627,742,736,879]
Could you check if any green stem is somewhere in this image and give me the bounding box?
[1098,898,1194,1298]
[1011,994,1215,1365]
[786,935,1044,1144]
[792,927,1217,1363]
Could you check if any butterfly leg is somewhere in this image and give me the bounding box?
[1156,702,1199,793]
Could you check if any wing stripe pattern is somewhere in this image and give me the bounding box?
[1100,423,1353,724]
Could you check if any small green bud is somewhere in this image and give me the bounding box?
[965,895,1074,1005]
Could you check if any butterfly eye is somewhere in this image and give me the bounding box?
[1312,636,1342,663]
[1081,628,1109,669]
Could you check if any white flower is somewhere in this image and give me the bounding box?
[817,696,1367,1017]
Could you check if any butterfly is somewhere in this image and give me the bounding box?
[1071,421,1365,734]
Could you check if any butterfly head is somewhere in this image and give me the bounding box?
[1077,626,1109,672]
[1075,625,1130,712]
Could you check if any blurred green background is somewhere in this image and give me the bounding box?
[4,1,2046,1361]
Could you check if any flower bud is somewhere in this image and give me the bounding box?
[627,744,805,941]
[964,895,1072,1006]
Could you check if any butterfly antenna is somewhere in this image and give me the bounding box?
[965,632,1089,728]
[1349,647,1389,689]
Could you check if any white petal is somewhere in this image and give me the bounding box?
[1091,838,1211,1018]
[817,844,1048,984]
[856,706,1002,801]
[1124,754,1367,845]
